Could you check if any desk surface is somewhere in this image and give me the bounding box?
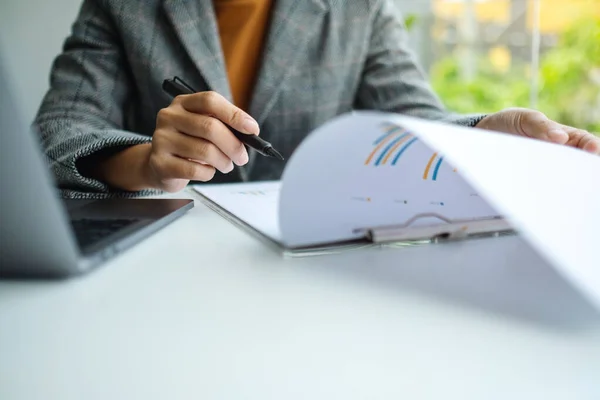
[1,191,599,400]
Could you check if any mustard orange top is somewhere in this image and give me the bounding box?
[214,0,274,111]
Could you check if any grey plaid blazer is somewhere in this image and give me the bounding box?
[35,0,485,198]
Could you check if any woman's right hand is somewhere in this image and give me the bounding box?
[93,91,260,192]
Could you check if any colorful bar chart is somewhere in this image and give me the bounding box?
[365,123,451,181]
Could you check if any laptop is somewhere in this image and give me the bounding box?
[0,55,193,278]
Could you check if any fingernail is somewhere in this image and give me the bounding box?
[236,149,249,166]
[547,129,568,142]
[584,141,599,153]
[224,161,234,173]
[242,117,260,135]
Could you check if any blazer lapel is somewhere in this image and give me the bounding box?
[248,0,329,124]
[162,0,232,100]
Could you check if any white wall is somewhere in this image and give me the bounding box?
[0,0,83,124]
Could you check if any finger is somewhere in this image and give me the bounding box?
[179,91,260,135]
[157,107,248,166]
[519,110,569,144]
[561,125,600,155]
[153,154,216,183]
[582,136,600,155]
[168,133,234,174]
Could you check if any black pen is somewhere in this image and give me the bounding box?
[162,76,284,161]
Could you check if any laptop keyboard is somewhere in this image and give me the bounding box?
[70,218,140,249]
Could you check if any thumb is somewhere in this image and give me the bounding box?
[518,109,569,144]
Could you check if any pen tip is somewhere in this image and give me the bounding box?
[267,148,285,161]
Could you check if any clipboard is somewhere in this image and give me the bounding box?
[290,216,515,258]
[190,186,515,258]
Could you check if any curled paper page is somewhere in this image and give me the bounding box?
[279,113,499,247]
[281,111,600,310]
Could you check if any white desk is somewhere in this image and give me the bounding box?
[1,193,599,400]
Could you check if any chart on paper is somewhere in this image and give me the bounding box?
[310,118,499,234]
[363,123,459,181]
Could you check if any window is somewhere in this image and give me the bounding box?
[399,0,600,134]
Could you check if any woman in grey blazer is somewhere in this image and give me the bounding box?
[34,0,599,198]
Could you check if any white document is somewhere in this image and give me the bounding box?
[193,111,600,309]
[196,181,282,241]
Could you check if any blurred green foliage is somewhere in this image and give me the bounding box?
[430,17,600,135]
[403,14,418,31]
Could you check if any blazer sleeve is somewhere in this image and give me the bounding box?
[355,0,487,128]
[34,0,156,198]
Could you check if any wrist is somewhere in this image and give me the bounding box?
[90,143,155,192]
